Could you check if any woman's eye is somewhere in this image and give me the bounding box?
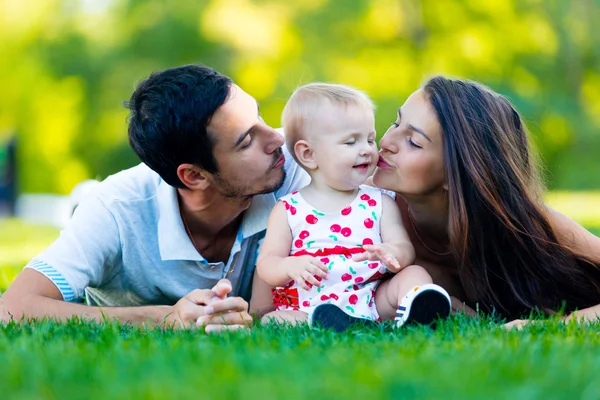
[391,122,399,128]
[409,139,422,149]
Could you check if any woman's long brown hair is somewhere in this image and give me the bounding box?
[424,76,600,319]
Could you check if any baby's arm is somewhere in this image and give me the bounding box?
[354,194,415,272]
[379,194,416,268]
[257,202,328,289]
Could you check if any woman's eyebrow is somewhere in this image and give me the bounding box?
[398,108,432,142]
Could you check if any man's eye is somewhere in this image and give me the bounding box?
[241,139,253,149]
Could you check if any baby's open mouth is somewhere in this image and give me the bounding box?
[353,163,370,169]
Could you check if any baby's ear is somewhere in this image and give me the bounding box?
[294,140,317,170]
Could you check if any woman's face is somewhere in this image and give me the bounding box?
[373,89,447,196]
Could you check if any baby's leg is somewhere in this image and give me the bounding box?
[260,310,308,326]
[375,265,451,327]
[375,265,433,320]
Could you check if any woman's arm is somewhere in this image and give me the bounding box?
[547,206,600,259]
[505,207,600,328]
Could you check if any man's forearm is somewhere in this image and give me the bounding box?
[1,294,173,327]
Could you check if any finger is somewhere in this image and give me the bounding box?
[294,275,310,291]
[308,264,328,279]
[211,279,233,299]
[352,253,368,262]
[197,311,253,327]
[184,288,217,306]
[205,324,248,334]
[309,259,329,273]
[206,296,248,315]
[302,271,322,287]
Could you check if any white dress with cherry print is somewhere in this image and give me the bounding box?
[272,185,388,321]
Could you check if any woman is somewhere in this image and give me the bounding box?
[370,76,600,326]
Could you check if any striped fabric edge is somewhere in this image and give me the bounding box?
[25,259,78,302]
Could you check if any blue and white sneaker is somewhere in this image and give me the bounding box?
[395,284,451,328]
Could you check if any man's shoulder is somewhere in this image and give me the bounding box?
[93,163,162,206]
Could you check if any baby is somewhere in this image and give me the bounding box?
[257,83,451,331]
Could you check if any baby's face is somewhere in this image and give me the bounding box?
[306,102,378,191]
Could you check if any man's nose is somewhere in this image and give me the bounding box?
[265,129,284,154]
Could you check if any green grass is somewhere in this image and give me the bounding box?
[0,317,599,399]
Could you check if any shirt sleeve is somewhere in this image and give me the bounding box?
[275,128,311,199]
[25,195,122,302]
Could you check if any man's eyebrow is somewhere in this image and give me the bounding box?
[233,100,261,148]
[398,108,432,142]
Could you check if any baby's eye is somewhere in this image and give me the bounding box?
[368,139,376,144]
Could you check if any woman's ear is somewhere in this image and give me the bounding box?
[176,164,211,190]
[294,140,317,170]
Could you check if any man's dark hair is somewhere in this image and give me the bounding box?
[125,64,232,188]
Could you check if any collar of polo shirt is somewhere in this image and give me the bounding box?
[156,179,275,262]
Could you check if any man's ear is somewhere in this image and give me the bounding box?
[176,164,211,190]
[294,140,317,170]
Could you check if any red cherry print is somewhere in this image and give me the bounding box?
[329,293,339,301]
[341,206,352,216]
[306,215,318,224]
[360,194,370,201]
[368,262,378,269]
[320,295,330,301]
[368,199,377,207]
[299,230,310,239]
[354,277,364,283]
[362,238,373,246]
[364,218,374,229]
[330,224,341,233]
[349,294,358,305]
[341,227,352,237]
[294,239,303,248]
[320,257,330,264]
[292,191,299,195]
[341,273,352,282]
[283,200,290,210]
[290,206,297,215]
[302,301,310,307]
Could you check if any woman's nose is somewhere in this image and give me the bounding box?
[379,130,397,153]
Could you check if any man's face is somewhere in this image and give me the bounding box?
[206,84,286,199]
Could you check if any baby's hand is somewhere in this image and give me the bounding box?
[352,244,402,273]
[284,256,328,291]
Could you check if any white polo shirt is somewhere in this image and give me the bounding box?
[25,146,309,306]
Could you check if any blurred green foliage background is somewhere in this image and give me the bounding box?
[1,0,599,194]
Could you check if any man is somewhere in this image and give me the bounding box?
[1,65,309,332]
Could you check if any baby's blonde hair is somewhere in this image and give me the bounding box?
[282,83,374,164]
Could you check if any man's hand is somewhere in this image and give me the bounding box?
[166,279,253,333]
[352,244,402,272]
[283,256,328,291]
